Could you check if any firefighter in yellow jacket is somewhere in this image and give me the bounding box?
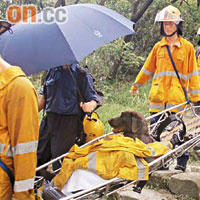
[130,6,200,171]
[0,21,39,199]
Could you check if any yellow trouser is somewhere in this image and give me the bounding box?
[0,157,35,200]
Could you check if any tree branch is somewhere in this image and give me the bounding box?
[170,0,178,3]
[99,0,107,5]
[24,0,37,4]
[74,0,80,4]
[39,0,44,10]
[132,0,153,23]
[55,0,65,8]
[124,0,153,43]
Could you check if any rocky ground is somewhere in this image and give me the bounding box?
[108,151,200,200]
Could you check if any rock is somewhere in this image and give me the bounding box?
[190,150,200,161]
[116,186,177,200]
[169,172,200,200]
[189,165,200,173]
[146,169,180,189]
[110,166,200,200]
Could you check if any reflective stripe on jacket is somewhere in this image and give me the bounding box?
[131,36,200,113]
[0,66,39,199]
[54,135,171,190]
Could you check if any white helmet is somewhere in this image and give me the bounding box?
[155,5,183,25]
[197,28,200,35]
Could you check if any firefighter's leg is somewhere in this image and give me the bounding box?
[175,152,189,172]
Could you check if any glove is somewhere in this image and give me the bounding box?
[170,130,185,148]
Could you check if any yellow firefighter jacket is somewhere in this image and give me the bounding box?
[131,36,200,113]
[0,66,39,200]
[54,134,172,190]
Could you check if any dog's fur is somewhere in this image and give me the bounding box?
[108,110,154,144]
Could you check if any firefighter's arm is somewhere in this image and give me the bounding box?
[130,45,157,94]
[188,45,200,102]
[80,71,99,112]
[7,77,39,199]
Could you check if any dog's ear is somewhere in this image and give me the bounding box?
[131,113,141,133]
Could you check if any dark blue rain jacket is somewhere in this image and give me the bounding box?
[41,64,98,115]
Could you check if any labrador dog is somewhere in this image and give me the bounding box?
[108,110,187,193]
[108,110,158,193]
[108,110,154,144]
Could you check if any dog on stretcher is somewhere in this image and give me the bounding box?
[108,110,185,193]
[108,110,185,146]
[108,110,153,144]
[40,110,185,198]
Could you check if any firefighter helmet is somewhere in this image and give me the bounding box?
[83,112,99,126]
[155,5,183,24]
[197,28,200,35]
[83,113,104,142]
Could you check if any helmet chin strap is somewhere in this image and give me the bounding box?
[163,24,178,37]
[163,30,177,37]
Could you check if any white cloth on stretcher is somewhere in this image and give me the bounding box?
[62,169,111,193]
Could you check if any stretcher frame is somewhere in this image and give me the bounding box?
[35,101,200,200]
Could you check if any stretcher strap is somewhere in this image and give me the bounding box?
[0,158,14,187]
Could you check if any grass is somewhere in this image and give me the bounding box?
[31,76,152,134]
[32,78,199,199]
[96,80,151,133]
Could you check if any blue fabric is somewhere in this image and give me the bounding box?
[0,4,135,76]
[0,158,14,187]
[43,64,98,115]
[177,152,189,167]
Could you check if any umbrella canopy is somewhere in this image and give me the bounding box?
[0,4,135,75]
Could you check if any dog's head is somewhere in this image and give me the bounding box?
[108,110,153,144]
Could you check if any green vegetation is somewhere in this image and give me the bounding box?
[20,0,200,135]
[32,78,151,134]
[2,0,200,133]
[95,80,151,133]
